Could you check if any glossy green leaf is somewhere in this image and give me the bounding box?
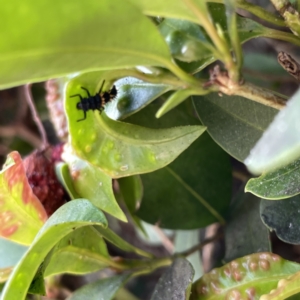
[0,151,47,245]
[66,82,205,178]
[245,158,300,200]
[0,199,107,300]
[68,273,130,300]
[62,148,127,222]
[28,264,46,295]
[174,230,203,281]
[190,253,300,300]
[0,238,27,282]
[224,192,270,263]
[126,101,231,229]
[95,226,153,258]
[131,2,267,74]
[151,257,194,300]
[55,163,80,199]
[260,196,300,244]
[0,0,172,88]
[158,19,214,63]
[260,271,300,300]
[245,88,300,175]
[193,93,278,161]
[45,226,110,276]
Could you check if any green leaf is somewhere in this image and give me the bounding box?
[95,226,153,258]
[128,0,202,23]
[131,3,267,73]
[245,158,300,200]
[0,199,107,300]
[0,238,27,282]
[66,82,205,178]
[106,76,172,120]
[0,0,172,88]
[28,264,46,295]
[0,151,47,245]
[190,253,300,300]
[158,19,213,63]
[260,271,300,300]
[245,88,300,175]
[260,196,300,244]
[151,257,194,300]
[224,192,270,263]
[126,101,231,229]
[55,163,80,199]
[156,89,198,118]
[62,148,127,222]
[45,226,110,277]
[193,93,278,161]
[68,273,130,300]
[65,72,172,121]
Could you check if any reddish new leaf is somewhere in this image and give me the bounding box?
[0,151,47,245]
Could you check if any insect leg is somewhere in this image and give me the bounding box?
[70,94,82,98]
[81,87,91,97]
[98,80,105,94]
[77,111,87,122]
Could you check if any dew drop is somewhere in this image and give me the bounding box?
[114,153,121,161]
[107,141,114,149]
[85,145,92,153]
[99,182,103,186]
[78,129,83,135]
[289,223,293,228]
[120,165,128,171]
[148,152,156,162]
[90,133,97,141]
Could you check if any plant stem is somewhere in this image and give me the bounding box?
[263,27,300,47]
[184,0,238,79]
[206,65,287,110]
[178,232,223,257]
[233,82,287,110]
[270,0,300,35]
[24,84,48,149]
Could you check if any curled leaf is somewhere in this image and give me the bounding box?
[66,85,205,177]
[260,271,300,300]
[191,253,300,300]
[0,152,47,245]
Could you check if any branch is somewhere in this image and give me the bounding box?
[205,65,287,110]
[270,0,300,36]
[24,84,48,149]
[178,232,223,258]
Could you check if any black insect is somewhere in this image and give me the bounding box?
[70,80,117,122]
